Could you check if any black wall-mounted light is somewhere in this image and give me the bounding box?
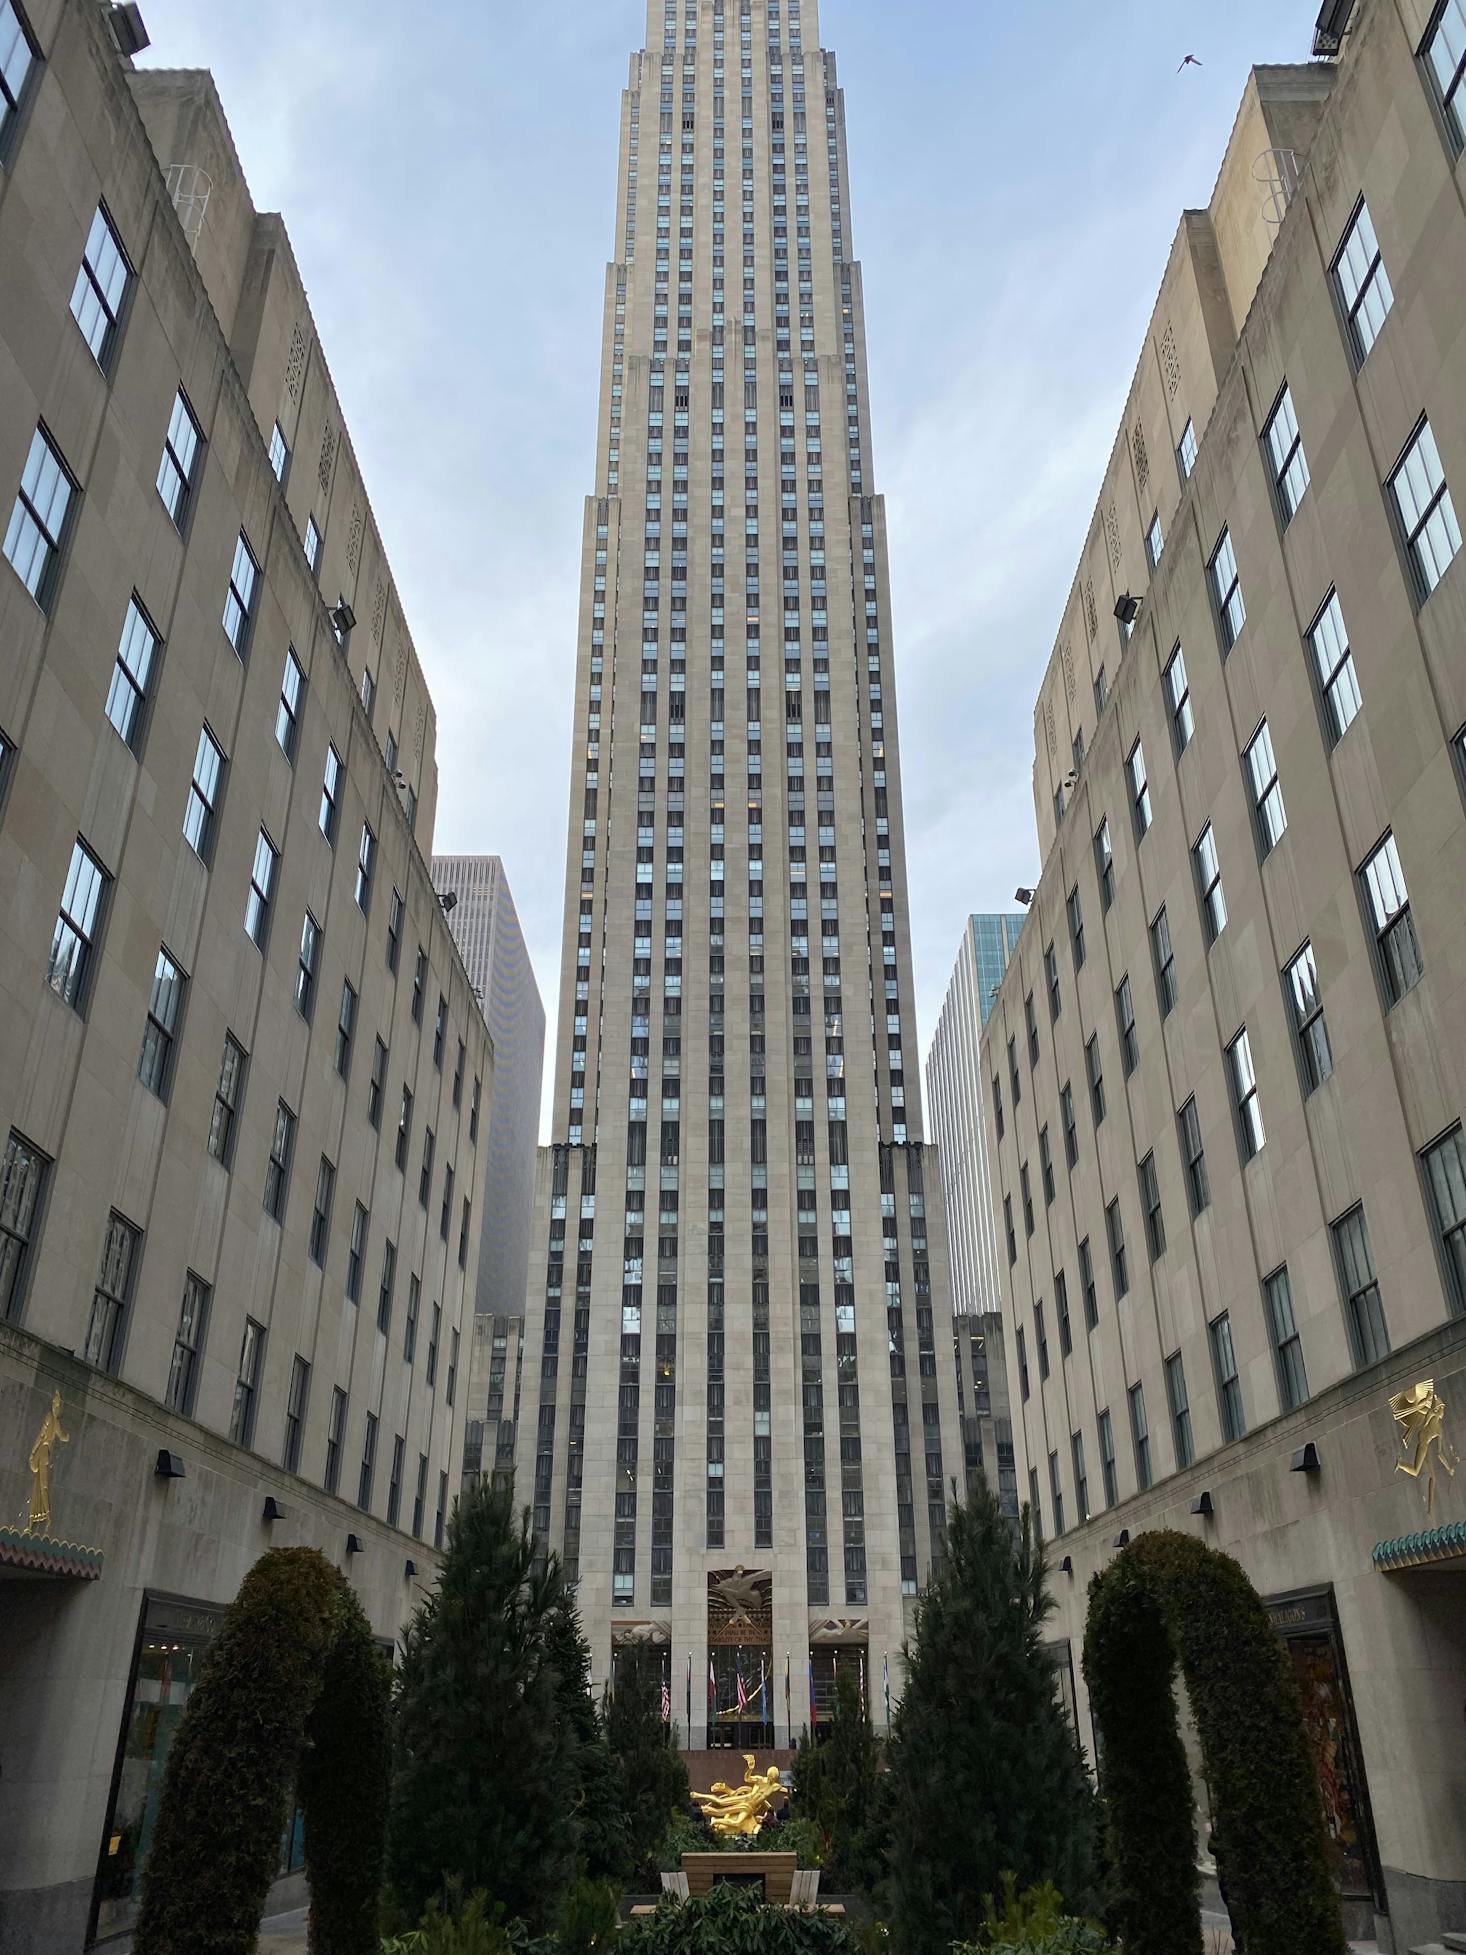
[1113,592,1142,626]
[330,599,357,637]
[404,1558,418,1580]
[1190,1490,1214,1517]
[1112,1529,1131,1548]
[154,1449,186,1480]
[262,1496,287,1523]
[1291,1441,1322,1474]
[1014,887,1034,905]
[1058,1554,1074,1575]
[106,3,151,54]
[346,1532,365,1555]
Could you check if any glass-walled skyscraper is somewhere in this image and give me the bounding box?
[517,0,957,1745]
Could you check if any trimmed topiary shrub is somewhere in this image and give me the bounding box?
[620,1881,862,1955]
[132,1546,389,1955]
[1082,1529,1347,1955]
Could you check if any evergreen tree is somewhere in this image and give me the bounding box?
[606,1642,692,1879]
[544,1589,632,1884]
[791,1665,882,1892]
[881,1480,1098,1955]
[386,1479,578,1928]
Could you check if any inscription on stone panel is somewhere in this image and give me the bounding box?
[346,502,363,573]
[1132,421,1149,493]
[1161,321,1181,398]
[1084,578,1098,643]
[319,424,336,497]
[284,323,307,401]
[1106,502,1121,572]
[371,580,386,643]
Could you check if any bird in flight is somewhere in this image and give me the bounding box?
[1178,53,1203,70]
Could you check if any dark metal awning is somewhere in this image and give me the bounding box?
[1372,1520,1466,1574]
[0,1522,104,1581]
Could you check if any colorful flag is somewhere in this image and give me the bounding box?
[708,1657,716,1708]
[858,1652,866,1715]
[661,1674,671,1723]
[808,1658,817,1726]
[736,1664,749,1713]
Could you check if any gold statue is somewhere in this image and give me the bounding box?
[1390,1379,1458,1514]
[25,1389,69,1535]
[693,1753,787,1836]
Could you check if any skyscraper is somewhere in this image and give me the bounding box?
[517,0,957,1744]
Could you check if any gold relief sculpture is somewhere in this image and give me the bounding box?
[25,1390,69,1535]
[1389,1379,1459,1514]
[692,1753,787,1837]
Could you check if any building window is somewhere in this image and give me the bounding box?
[458,1200,470,1270]
[470,1075,482,1145]
[1039,1126,1055,1205]
[283,1355,310,1473]
[1098,1407,1117,1506]
[227,1317,265,1446]
[1333,1204,1389,1368]
[208,1034,246,1165]
[355,822,376,912]
[85,1213,139,1374]
[1423,0,1466,150]
[70,204,131,369]
[5,425,76,610]
[1165,1352,1193,1468]
[1127,739,1152,838]
[335,979,357,1078]
[1264,383,1310,522]
[1004,1194,1017,1268]
[295,912,321,1019]
[1033,1296,1046,1375]
[47,837,108,1009]
[1389,418,1460,600]
[1245,720,1287,854]
[387,1434,405,1527]
[1359,832,1423,1005]
[419,1128,435,1208]
[346,1202,368,1304]
[165,1272,209,1416]
[1093,664,1108,716]
[1094,818,1114,910]
[324,1388,347,1494]
[1008,1036,1021,1107]
[1061,1081,1078,1166]
[314,745,343,845]
[367,1038,387,1130]
[1086,1034,1105,1125]
[1048,1451,1065,1536]
[1067,885,1085,969]
[992,1073,1004,1141]
[263,1101,295,1221]
[357,1411,378,1511]
[1145,511,1164,568]
[244,829,278,947]
[106,598,160,751]
[179,729,225,865]
[1139,1152,1164,1261]
[404,1275,420,1364]
[1333,198,1393,364]
[1044,941,1061,1021]
[1105,1197,1128,1298]
[222,531,259,655]
[435,1471,448,1549]
[1177,417,1198,482]
[448,1324,461,1402]
[386,889,404,974]
[269,421,290,484]
[1227,1027,1265,1160]
[1128,1381,1152,1489]
[1150,907,1177,1017]
[304,516,322,575]
[1421,1125,1466,1315]
[156,389,203,528]
[1024,992,1039,1067]
[1071,1431,1090,1524]
[1079,1237,1098,1329]
[434,993,448,1068]
[1056,1269,1072,1353]
[412,1452,427,1536]
[1210,528,1245,649]
[0,0,39,158]
[377,1238,397,1335]
[396,1087,414,1171]
[1178,1095,1209,1214]
[1164,644,1193,754]
[1210,1312,1245,1442]
[138,947,185,1097]
[361,665,376,723]
[427,1301,442,1386]
[309,1155,335,1267]
[1308,591,1361,744]
[1265,1266,1309,1411]
[1194,823,1226,943]
[1284,942,1333,1093]
[453,1040,466,1108]
[1115,974,1138,1076]
[276,649,305,761]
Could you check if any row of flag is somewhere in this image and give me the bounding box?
[650,1651,895,1730]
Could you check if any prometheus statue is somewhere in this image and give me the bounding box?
[692,1753,787,1836]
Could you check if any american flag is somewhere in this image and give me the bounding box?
[736,1666,749,1713]
[661,1675,671,1723]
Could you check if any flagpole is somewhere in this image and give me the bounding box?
[686,1651,692,1735]
[883,1651,892,1730]
[784,1651,792,1747]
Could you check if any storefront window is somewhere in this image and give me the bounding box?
[93,1595,304,1941]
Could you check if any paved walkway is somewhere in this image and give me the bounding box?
[257,1906,308,1951]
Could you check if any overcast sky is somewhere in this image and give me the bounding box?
[140,0,1314,1136]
